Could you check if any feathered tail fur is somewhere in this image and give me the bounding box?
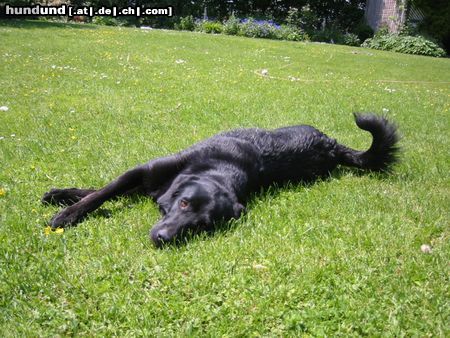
[337,113,400,171]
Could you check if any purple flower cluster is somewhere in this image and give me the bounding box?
[240,18,281,30]
[238,18,283,39]
[179,15,308,42]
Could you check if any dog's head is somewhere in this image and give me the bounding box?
[150,174,244,247]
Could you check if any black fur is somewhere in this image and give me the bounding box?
[42,114,399,247]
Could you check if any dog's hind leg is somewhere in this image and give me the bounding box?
[41,188,96,206]
[48,155,184,228]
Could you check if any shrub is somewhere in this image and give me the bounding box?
[177,16,309,43]
[142,16,175,29]
[362,34,446,57]
[398,23,419,37]
[353,22,374,42]
[312,29,361,46]
[275,25,309,42]
[286,7,300,26]
[238,18,279,39]
[178,15,195,31]
[374,25,390,38]
[195,20,223,34]
[342,32,361,46]
[223,15,240,35]
[312,27,345,44]
[286,5,319,34]
[92,16,126,26]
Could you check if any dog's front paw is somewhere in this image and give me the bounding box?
[42,188,82,206]
[50,206,83,228]
[42,188,67,206]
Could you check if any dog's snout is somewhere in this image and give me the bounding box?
[157,229,170,241]
[150,227,171,247]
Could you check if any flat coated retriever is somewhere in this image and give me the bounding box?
[42,113,399,247]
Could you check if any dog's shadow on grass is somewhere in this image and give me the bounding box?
[195,167,393,246]
[88,194,150,220]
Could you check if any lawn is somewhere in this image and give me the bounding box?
[0,20,449,336]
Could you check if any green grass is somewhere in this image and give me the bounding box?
[0,20,449,336]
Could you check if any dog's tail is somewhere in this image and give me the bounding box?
[336,113,400,171]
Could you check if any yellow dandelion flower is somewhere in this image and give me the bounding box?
[0,188,6,197]
[44,226,64,235]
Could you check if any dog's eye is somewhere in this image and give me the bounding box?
[179,199,189,209]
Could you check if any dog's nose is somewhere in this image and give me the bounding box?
[157,230,170,242]
[151,228,171,247]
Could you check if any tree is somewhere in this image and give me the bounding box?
[409,0,450,52]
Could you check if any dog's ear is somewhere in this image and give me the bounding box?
[233,203,245,218]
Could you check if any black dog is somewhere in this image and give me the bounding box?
[42,114,399,246]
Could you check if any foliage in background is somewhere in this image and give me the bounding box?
[175,16,310,43]
[4,0,448,54]
[194,19,223,34]
[353,21,374,42]
[162,0,366,28]
[311,27,344,44]
[91,16,126,26]
[362,31,446,57]
[343,33,361,46]
[409,0,450,53]
[174,13,444,53]
[176,15,195,31]
[222,14,240,35]
[286,5,320,34]
[275,24,310,42]
[2,0,448,53]
[238,18,280,39]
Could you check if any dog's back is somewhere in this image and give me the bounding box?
[220,125,338,184]
[218,113,399,185]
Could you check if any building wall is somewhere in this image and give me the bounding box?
[365,0,407,33]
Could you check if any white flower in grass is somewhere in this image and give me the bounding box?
[175,59,186,64]
[384,87,396,93]
[382,108,390,113]
[261,69,269,76]
[420,244,432,253]
[0,106,8,111]
[252,263,267,270]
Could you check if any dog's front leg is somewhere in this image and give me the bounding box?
[48,155,185,228]
[49,165,148,228]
